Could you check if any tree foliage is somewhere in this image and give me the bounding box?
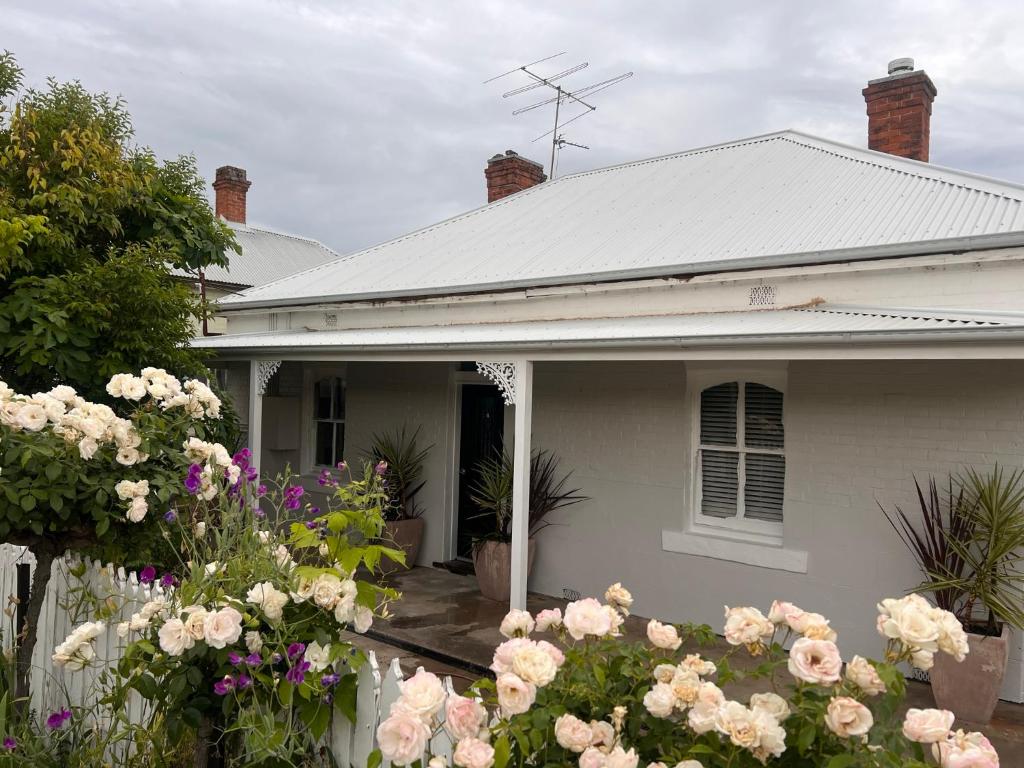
[0,51,239,400]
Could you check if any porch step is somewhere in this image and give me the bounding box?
[432,559,475,576]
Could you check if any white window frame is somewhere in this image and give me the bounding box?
[301,364,348,473]
[688,364,787,545]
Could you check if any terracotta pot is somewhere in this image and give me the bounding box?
[472,539,537,602]
[383,518,425,570]
[930,624,1010,724]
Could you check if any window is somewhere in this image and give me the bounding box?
[312,377,345,467]
[695,379,785,537]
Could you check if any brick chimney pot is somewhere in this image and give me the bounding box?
[484,150,546,203]
[862,64,937,162]
[213,165,252,224]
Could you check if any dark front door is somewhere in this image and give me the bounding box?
[456,384,505,557]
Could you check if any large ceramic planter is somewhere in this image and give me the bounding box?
[930,624,1010,724]
[472,539,537,602]
[384,518,425,570]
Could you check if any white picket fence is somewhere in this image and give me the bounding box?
[0,544,457,766]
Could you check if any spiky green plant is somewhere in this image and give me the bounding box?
[367,425,433,520]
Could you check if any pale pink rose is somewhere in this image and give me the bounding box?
[377,709,431,765]
[932,730,1000,768]
[680,654,716,677]
[674,763,705,768]
[491,637,532,675]
[845,655,886,696]
[564,598,613,640]
[824,696,873,738]
[653,663,677,683]
[768,600,805,627]
[604,605,625,637]
[935,610,970,662]
[723,606,773,647]
[687,681,726,733]
[605,746,639,768]
[500,609,535,639]
[202,606,243,649]
[605,583,633,613]
[512,643,559,686]
[453,737,495,768]
[589,720,615,748]
[537,639,566,668]
[535,608,563,632]
[750,692,790,721]
[787,637,842,685]
[647,619,682,650]
[397,667,445,720]
[444,695,487,741]
[579,747,607,768]
[495,672,536,716]
[647,763,667,768]
[903,708,955,744]
[791,612,837,642]
[670,667,701,706]
[714,701,761,749]
[643,682,676,718]
[555,713,594,753]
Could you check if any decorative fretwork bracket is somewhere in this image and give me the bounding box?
[476,361,518,406]
[255,360,282,396]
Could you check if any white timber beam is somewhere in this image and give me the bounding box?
[509,360,533,611]
[249,360,281,477]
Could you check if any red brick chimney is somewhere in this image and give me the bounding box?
[484,150,546,203]
[212,165,252,223]
[862,58,937,162]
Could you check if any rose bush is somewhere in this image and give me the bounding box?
[46,446,403,766]
[374,585,998,768]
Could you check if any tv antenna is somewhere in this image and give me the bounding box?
[485,53,633,179]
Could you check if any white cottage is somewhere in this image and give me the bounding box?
[195,61,1024,701]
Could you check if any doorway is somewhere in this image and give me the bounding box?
[455,384,505,558]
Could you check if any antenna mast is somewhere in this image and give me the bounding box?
[485,54,632,179]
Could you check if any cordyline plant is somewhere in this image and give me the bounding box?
[0,370,232,703]
[367,425,433,521]
[44,453,403,767]
[373,587,998,768]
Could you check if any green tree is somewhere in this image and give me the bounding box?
[0,51,238,400]
[0,51,239,704]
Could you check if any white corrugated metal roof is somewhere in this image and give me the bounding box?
[191,306,1024,352]
[222,130,1024,309]
[177,222,341,289]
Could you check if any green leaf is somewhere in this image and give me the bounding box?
[493,734,511,768]
[798,722,817,753]
[45,462,62,481]
[278,680,293,707]
[182,707,202,729]
[132,673,159,700]
[95,516,110,537]
[367,749,383,768]
[336,672,358,723]
[19,494,36,512]
[826,755,858,768]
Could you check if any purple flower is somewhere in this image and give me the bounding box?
[245,652,262,666]
[310,507,320,515]
[271,652,283,665]
[236,673,252,691]
[3,736,16,750]
[138,566,156,585]
[256,484,268,497]
[46,709,71,730]
[374,460,388,476]
[254,508,266,519]
[286,660,311,685]
[321,673,341,687]
[232,448,252,468]
[164,508,177,523]
[287,642,306,660]
[317,469,332,487]
[305,520,318,530]
[336,460,347,471]
[283,485,304,511]
[160,573,178,589]
[213,676,235,696]
[245,466,259,482]
[184,463,203,495]
[228,652,244,666]
[323,692,334,705]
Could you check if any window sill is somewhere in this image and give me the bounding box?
[661,529,808,574]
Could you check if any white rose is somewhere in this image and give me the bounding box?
[500,609,535,638]
[670,667,701,706]
[605,746,639,768]
[563,598,613,640]
[16,403,47,431]
[589,720,615,748]
[246,581,289,623]
[183,606,209,640]
[845,655,886,696]
[127,495,148,523]
[724,606,774,647]
[78,437,98,460]
[158,618,195,656]
[579,747,607,768]
[792,611,837,642]
[203,606,243,649]
[902,708,955,743]
[715,701,760,749]
[245,630,263,653]
[116,447,141,466]
[824,696,873,738]
[195,521,207,539]
[511,643,559,686]
[495,672,536,716]
[787,637,842,685]
[377,709,431,766]
[750,692,790,721]
[445,695,487,742]
[453,737,495,768]
[934,609,969,662]
[304,640,332,673]
[354,605,374,633]
[646,619,682,650]
[554,713,592,753]
[312,574,343,609]
[605,583,633,613]
[535,608,563,632]
[491,638,532,675]
[653,663,677,683]
[397,667,445,719]
[680,654,717,677]
[642,682,676,718]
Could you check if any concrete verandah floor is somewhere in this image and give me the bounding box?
[351,566,1024,762]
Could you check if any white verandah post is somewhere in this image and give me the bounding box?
[509,360,533,611]
[249,360,281,477]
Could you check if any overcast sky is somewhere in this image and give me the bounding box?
[6,1,1024,256]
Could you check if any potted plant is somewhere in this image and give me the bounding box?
[468,449,587,601]
[881,467,1024,722]
[368,424,433,569]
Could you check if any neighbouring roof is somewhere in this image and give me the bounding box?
[191,305,1024,353]
[177,221,341,290]
[221,130,1024,309]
